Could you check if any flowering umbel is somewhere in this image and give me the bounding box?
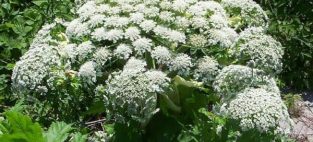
[12,0,291,136]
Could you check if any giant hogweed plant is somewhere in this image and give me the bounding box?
[11,0,293,141]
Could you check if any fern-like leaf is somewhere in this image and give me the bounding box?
[0,111,44,142]
[45,122,73,142]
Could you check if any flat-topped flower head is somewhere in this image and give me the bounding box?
[213,65,279,98]
[124,27,141,41]
[225,88,291,133]
[12,44,61,93]
[188,34,208,48]
[194,56,219,84]
[169,54,193,76]
[76,41,96,63]
[78,61,97,84]
[105,58,169,124]
[114,44,133,59]
[221,0,268,28]
[93,48,112,67]
[123,57,147,75]
[151,46,171,65]
[132,38,153,55]
[231,27,284,74]
[208,27,238,48]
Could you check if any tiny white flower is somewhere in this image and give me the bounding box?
[159,1,171,10]
[143,6,160,18]
[153,26,170,37]
[172,0,189,12]
[175,16,190,29]
[97,4,110,13]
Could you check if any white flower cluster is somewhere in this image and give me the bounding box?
[78,61,97,84]
[93,47,112,67]
[66,19,90,37]
[188,34,208,48]
[12,44,62,93]
[122,57,147,75]
[208,27,238,48]
[230,27,284,74]
[113,44,132,59]
[132,38,153,54]
[151,46,171,65]
[63,41,96,63]
[31,23,56,47]
[169,54,193,76]
[194,56,219,84]
[105,58,170,124]
[213,65,279,97]
[64,0,245,53]
[221,0,269,28]
[225,88,291,133]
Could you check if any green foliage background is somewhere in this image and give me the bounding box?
[257,0,313,90]
[0,109,86,142]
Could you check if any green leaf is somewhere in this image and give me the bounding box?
[32,0,48,6]
[104,124,115,135]
[145,112,182,142]
[0,22,15,31]
[12,24,25,35]
[83,101,106,115]
[0,111,45,142]
[173,76,209,92]
[0,122,9,135]
[6,63,15,70]
[70,132,87,142]
[45,122,73,142]
[24,26,33,33]
[7,101,26,113]
[25,20,35,25]
[1,3,11,11]
[111,122,142,142]
[172,76,211,120]
[160,94,181,113]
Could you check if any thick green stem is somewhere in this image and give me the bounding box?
[145,51,155,69]
[160,94,181,113]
